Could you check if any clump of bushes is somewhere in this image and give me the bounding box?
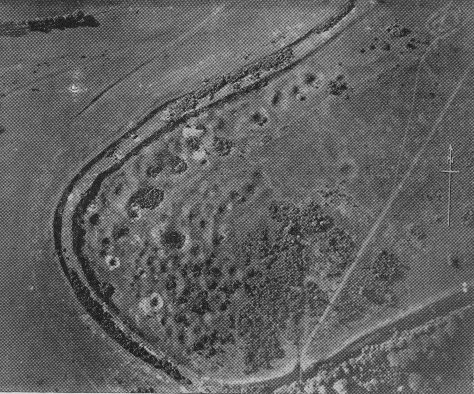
[26,9,99,33]
[126,186,164,218]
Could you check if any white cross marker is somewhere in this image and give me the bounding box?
[441,145,459,227]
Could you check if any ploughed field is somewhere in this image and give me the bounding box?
[54,0,474,391]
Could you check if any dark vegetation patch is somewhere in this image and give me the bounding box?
[321,227,356,278]
[0,22,28,37]
[190,244,200,257]
[99,242,109,258]
[126,186,164,218]
[371,250,402,282]
[304,73,317,85]
[146,153,167,178]
[167,155,187,174]
[327,75,348,96]
[359,23,420,55]
[157,200,339,373]
[385,22,411,38]
[114,183,123,195]
[406,39,416,50]
[214,118,226,130]
[161,230,186,249]
[165,275,177,291]
[268,200,333,233]
[0,125,5,135]
[241,171,264,197]
[146,151,187,178]
[112,225,130,241]
[404,36,429,51]
[271,91,282,106]
[250,111,268,126]
[212,136,234,156]
[108,258,119,269]
[212,233,225,246]
[1,9,100,36]
[89,213,100,226]
[185,136,200,151]
[330,249,408,325]
[106,148,119,159]
[361,250,408,305]
[229,190,247,203]
[449,254,462,269]
[27,10,99,33]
